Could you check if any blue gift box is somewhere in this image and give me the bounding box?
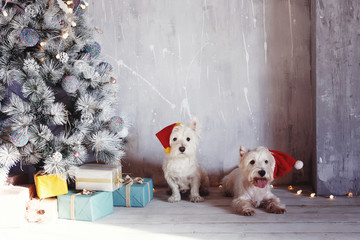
[113,178,153,207]
[58,190,114,221]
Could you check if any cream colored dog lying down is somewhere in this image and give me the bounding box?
[222,145,303,216]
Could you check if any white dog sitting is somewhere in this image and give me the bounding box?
[222,145,303,216]
[156,118,209,203]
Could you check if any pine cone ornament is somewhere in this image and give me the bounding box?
[23,58,40,73]
[56,52,69,63]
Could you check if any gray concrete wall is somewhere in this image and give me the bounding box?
[313,0,360,195]
[89,0,313,187]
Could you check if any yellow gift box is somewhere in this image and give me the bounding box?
[34,171,68,199]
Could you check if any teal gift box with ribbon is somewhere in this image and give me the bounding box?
[113,176,153,207]
[57,190,114,221]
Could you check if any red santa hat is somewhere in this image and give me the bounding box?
[156,123,181,154]
[269,150,303,178]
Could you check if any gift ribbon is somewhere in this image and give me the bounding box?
[70,189,94,220]
[121,175,150,207]
[33,170,45,183]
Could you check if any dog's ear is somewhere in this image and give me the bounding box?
[188,117,198,132]
[239,145,248,157]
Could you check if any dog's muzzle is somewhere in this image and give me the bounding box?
[253,170,267,188]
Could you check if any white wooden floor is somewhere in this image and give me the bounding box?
[2,187,360,240]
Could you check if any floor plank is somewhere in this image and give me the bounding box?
[1,187,359,240]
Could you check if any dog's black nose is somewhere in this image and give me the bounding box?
[179,146,186,153]
[258,170,266,177]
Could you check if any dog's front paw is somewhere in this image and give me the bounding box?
[242,208,255,216]
[270,207,286,214]
[190,195,204,203]
[168,195,181,203]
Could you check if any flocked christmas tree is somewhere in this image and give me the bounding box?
[0,0,128,184]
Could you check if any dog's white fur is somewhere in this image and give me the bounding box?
[222,146,286,216]
[162,118,209,203]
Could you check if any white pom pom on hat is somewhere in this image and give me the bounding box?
[294,160,304,170]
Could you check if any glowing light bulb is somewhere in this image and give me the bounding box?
[66,1,73,5]
[2,10,8,17]
[296,190,302,195]
[329,195,334,199]
[40,42,46,47]
[80,4,86,9]
[71,21,76,27]
[347,192,353,197]
[288,185,293,190]
[84,1,89,6]
[68,8,73,13]
[56,54,60,59]
[110,77,117,84]
[218,185,223,189]
[62,32,69,39]
[310,193,316,198]
[270,184,274,189]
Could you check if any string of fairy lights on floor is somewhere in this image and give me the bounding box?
[218,184,354,199]
[287,185,354,199]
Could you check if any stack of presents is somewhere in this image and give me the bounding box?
[0,163,153,227]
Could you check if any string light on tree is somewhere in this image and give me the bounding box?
[310,193,316,198]
[288,185,293,190]
[1,0,9,17]
[110,77,116,84]
[62,32,69,39]
[329,195,334,199]
[347,192,353,197]
[296,190,302,195]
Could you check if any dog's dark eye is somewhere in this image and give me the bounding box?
[173,137,177,141]
[265,160,268,164]
[186,137,190,141]
[250,160,255,165]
